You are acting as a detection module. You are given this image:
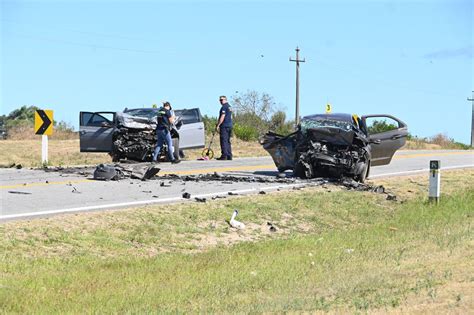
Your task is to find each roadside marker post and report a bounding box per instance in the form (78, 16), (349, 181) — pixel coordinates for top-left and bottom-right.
(34, 110), (53, 164)
(429, 160), (440, 203)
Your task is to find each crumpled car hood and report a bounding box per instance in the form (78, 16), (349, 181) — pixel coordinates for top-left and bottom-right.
(112, 114), (182, 162)
(116, 112), (157, 129)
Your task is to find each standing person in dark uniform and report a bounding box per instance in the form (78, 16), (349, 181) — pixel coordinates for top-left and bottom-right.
(152, 102), (180, 164)
(216, 95), (233, 160)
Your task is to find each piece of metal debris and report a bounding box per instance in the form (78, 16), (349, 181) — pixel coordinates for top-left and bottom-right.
(8, 191), (32, 195)
(259, 191), (266, 194)
(72, 187), (81, 194)
(182, 192), (191, 199)
(228, 191), (238, 196)
(195, 197), (206, 202)
(386, 194), (397, 201)
(211, 195), (226, 200)
(267, 222), (277, 232)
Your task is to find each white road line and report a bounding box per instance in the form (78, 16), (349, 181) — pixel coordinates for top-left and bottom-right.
(0, 183), (305, 220)
(2, 164), (473, 221)
(369, 164), (474, 178)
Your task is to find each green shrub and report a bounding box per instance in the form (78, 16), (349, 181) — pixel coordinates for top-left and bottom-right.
(233, 123), (259, 141)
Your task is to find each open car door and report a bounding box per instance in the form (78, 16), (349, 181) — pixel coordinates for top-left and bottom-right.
(361, 114), (408, 166)
(173, 108), (205, 149)
(79, 112), (116, 152)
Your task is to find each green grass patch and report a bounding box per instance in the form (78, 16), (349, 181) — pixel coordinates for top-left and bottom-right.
(1, 172), (473, 313)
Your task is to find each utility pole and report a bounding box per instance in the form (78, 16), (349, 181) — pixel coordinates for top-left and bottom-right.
(290, 47), (305, 127)
(468, 91), (474, 147)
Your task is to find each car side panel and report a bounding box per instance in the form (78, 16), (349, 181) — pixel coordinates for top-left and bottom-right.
(79, 111), (116, 152)
(178, 122), (205, 149)
(174, 108), (205, 149)
(361, 114), (408, 166)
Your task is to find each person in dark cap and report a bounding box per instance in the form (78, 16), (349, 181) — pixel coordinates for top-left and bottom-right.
(215, 95), (233, 160)
(152, 101), (180, 163)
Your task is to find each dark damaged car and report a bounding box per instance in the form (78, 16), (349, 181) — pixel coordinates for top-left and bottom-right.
(261, 113), (407, 182)
(79, 108), (205, 162)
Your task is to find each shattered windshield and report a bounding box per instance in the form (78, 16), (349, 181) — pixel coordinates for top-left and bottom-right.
(300, 118), (352, 133)
(123, 109), (157, 119)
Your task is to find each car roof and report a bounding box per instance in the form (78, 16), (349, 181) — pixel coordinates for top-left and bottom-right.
(302, 113), (354, 123)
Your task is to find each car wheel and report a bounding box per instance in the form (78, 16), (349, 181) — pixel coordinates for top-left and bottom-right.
(172, 138), (180, 161)
(356, 162), (368, 183)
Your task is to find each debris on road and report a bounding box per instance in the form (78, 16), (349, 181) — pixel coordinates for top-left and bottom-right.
(8, 191), (32, 195)
(182, 192), (191, 199)
(211, 195), (226, 200)
(40, 164), (399, 200)
(228, 191), (238, 196)
(195, 197), (206, 202)
(229, 210), (245, 229)
(92, 163), (160, 181)
(93, 164), (124, 181)
(2, 163), (23, 169)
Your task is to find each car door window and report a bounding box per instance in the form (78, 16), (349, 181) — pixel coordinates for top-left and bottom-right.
(87, 113), (114, 127)
(174, 109), (201, 124)
(365, 117), (400, 135)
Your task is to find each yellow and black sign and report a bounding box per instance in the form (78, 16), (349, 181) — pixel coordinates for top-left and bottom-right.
(35, 110), (53, 135)
(325, 103), (332, 113)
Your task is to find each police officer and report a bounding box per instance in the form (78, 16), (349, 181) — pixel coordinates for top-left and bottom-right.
(152, 102), (180, 163)
(216, 95), (233, 160)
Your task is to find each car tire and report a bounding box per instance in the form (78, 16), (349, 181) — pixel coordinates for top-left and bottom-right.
(172, 138), (180, 161)
(356, 161), (368, 183)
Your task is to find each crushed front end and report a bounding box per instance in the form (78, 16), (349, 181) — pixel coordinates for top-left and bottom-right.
(110, 112), (180, 162)
(261, 115), (371, 181)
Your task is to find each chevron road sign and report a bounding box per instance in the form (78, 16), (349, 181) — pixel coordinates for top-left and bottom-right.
(35, 110), (53, 135)
(34, 109), (53, 163)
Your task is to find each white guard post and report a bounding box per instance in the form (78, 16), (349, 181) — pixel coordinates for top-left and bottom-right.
(42, 135), (48, 164)
(428, 160), (440, 203)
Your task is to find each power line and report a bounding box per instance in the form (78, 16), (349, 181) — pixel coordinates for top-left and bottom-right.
(11, 32), (168, 55)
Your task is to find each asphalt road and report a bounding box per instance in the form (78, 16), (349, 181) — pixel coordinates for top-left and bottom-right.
(1, 150), (473, 221)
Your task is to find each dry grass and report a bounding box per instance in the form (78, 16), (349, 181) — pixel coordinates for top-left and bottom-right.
(0, 139), (110, 167)
(402, 139), (442, 150)
(0, 136), (268, 168)
(6, 125), (78, 140)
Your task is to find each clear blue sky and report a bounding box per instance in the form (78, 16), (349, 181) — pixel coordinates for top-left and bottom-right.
(1, 0), (473, 143)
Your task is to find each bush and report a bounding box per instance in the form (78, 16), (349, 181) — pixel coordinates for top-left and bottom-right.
(202, 115), (217, 135)
(233, 123), (259, 141)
